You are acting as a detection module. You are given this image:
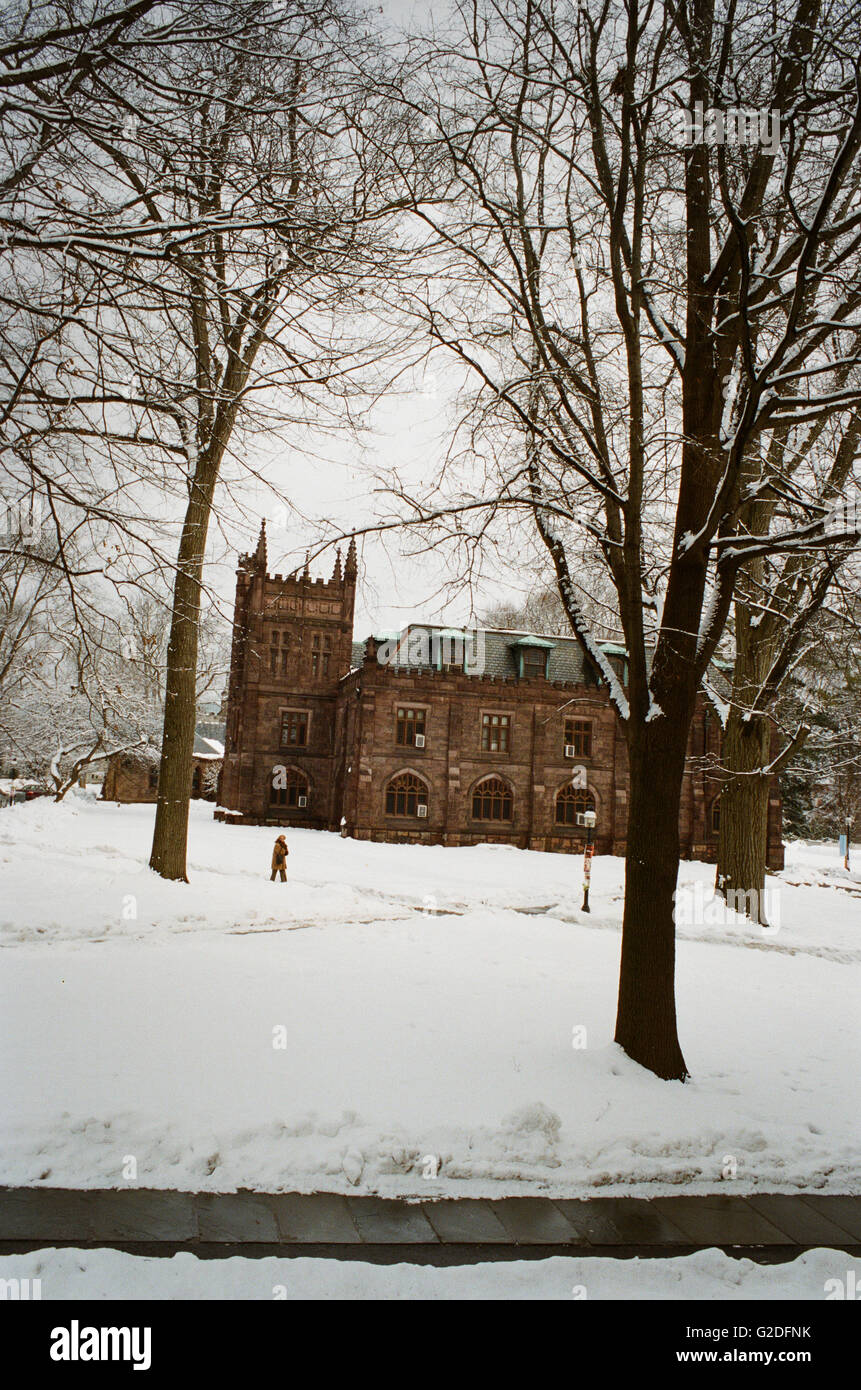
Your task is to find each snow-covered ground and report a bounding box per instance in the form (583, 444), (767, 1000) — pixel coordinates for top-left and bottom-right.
(1, 796), (859, 1196)
(2, 1246), (858, 1300)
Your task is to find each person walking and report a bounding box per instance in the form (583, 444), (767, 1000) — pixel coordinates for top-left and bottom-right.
(270, 834), (288, 882)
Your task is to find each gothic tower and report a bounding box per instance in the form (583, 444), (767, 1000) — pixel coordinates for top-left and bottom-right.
(219, 526), (358, 826)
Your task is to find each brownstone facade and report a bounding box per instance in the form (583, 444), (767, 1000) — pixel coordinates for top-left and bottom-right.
(217, 526), (784, 870)
(102, 754), (161, 803)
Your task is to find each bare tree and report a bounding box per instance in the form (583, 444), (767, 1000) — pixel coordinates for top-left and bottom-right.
(0, 0), (237, 557)
(0, 0), (261, 777)
(3, 1), (408, 880)
(0, 552), (161, 797)
(385, 0), (861, 1077)
(715, 404), (860, 920)
(481, 561), (622, 640)
(779, 596), (861, 843)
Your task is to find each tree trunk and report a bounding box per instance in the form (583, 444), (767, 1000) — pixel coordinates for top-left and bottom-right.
(614, 720), (690, 1081)
(716, 709), (771, 924)
(149, 469), (216, 881)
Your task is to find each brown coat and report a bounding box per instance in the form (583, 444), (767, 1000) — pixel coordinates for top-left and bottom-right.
(271, 837), (288, 871)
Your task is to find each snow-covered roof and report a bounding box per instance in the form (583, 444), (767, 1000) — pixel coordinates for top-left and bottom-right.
(193, 734), (224, 759)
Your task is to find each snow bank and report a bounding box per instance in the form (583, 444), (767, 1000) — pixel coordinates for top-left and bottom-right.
(2, 1246), (859, 1300)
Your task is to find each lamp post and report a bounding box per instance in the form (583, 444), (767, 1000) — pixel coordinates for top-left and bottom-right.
(580, 808), (597, 912)
(846, 815), (854, 871)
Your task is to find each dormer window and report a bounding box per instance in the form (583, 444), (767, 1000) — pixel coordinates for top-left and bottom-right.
(511, 637), (554, 679)
(522, 647), (547, 678)
(600, 644), (629, 686)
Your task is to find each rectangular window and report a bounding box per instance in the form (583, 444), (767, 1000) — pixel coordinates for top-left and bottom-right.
(564, 718), (592, 757)
(269, 630), (289, 676)
(280, 711), (308, 747)
(481, 713), (510, 752)
(311, 651), (319, 677)
(396, 707), (426, 746)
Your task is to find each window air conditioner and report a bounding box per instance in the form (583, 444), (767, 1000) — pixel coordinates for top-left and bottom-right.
(416, 803), (428, 818)
(564, 744), (577, 758)
(415, 734), (426, 748)
(297, 795), (308, 808)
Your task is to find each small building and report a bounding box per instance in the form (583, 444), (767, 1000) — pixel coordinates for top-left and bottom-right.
(101, 728), (224, 804)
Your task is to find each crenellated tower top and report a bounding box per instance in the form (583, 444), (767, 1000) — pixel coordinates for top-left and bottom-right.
(230, 524), (357, 701)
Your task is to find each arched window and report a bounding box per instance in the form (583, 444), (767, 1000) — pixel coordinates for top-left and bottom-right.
(385, 772), (428, 817)
(270, 767), (309, 809)
(555, 784), (596, 827)
(472, 776), (513, 822)
(710, 798), (721, 834)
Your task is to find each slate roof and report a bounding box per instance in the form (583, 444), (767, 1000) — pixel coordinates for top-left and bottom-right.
(477, 627), (594, 683)
(349, 622), (728, 704)
(352, 623), (599, 685)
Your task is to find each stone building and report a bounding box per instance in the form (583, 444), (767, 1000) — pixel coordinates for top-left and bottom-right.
(102, 729), (224, 804)
(216, 524), (784, 868)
